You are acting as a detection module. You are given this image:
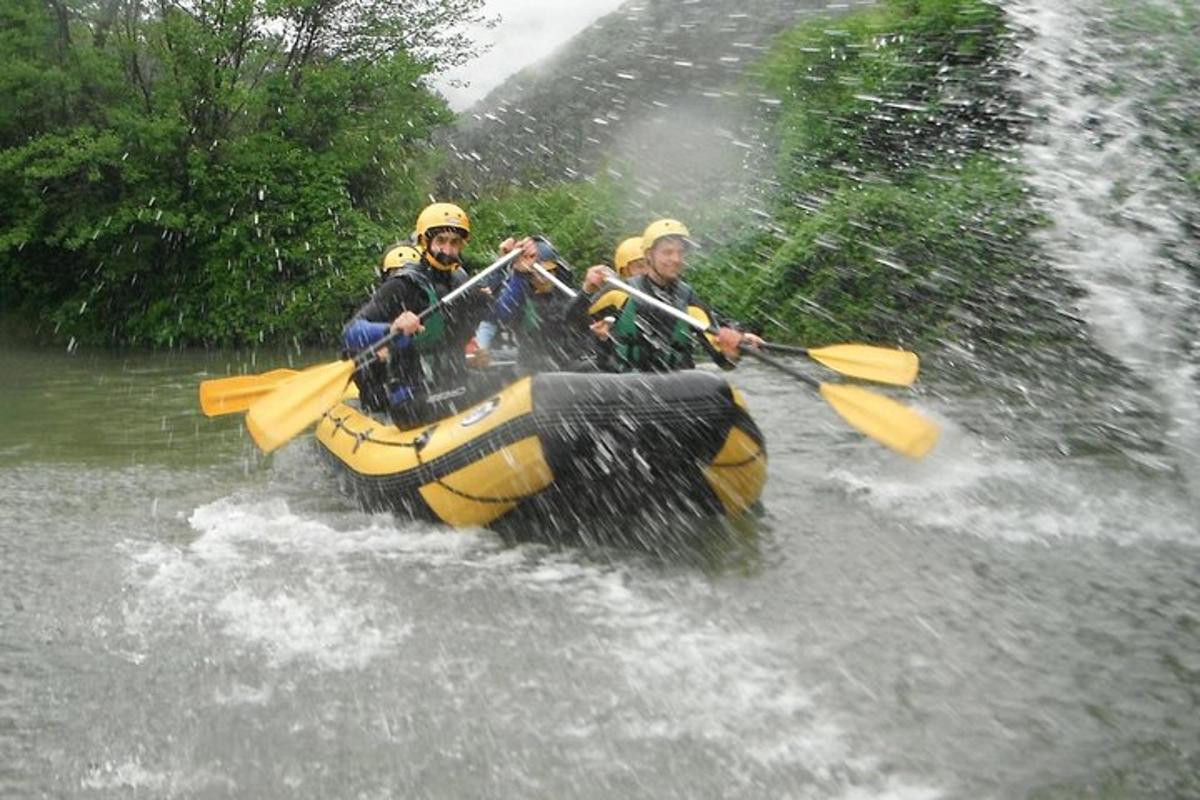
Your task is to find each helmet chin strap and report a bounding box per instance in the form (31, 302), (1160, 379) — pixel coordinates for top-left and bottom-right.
(424, 248), (460, 272)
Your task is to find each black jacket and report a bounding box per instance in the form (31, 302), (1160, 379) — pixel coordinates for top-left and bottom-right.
(344, 261), (490, 411)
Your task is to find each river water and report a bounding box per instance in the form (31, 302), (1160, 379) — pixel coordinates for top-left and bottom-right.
(1, 334), (1196, 799)
(4, 1), (1200, 798)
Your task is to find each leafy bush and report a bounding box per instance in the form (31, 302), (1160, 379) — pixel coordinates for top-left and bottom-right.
(468, 177), (638, 269)
(0, 0), (480, 346)
(685, 0), (1054, 347)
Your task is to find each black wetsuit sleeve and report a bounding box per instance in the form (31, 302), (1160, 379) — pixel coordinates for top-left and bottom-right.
(462, 252), (510, 290)
(440, 270), (495, 347)
(354, 275), (427, 323)
(341, 278), (427, 412)
(562, 290), (592, 329)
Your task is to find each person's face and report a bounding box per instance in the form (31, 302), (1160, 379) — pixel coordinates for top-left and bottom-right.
(429, 230), (466, 260)
(646, 238), (686, 284)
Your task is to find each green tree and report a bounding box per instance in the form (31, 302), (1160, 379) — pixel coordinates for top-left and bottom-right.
(685, 0), (1058, 348)
(0, 0), (490, 346)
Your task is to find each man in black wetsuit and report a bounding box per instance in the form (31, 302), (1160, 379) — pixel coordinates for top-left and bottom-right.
(343, 203), (534, 428)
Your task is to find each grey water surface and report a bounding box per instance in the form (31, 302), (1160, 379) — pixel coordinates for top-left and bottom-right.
(0, 339), (1196, 799)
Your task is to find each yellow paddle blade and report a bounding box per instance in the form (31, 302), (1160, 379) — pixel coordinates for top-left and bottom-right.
(244, 359), (356, 454)
(807, 344), (919, 387)
(199, 368), (299, 417)
(819, 383), (940, 459)
(687, 305), (719, 349)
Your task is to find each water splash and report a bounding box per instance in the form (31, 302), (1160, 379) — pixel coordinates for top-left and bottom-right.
(1009, 0), (1200, 501)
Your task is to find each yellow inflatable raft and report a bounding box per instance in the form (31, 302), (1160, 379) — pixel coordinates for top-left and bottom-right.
(315, 370), (766, 528)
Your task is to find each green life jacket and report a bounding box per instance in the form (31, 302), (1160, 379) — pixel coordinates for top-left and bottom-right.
(522, 295), (542, 333)
(403, 273), (465, 388)
(613, 295), (693, 371)
(409, 280), (446, 350)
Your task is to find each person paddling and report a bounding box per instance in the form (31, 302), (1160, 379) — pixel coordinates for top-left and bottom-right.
(342, 203), (536, 427)
(490, 237), (613, 373)
(588, 219), (763, 372)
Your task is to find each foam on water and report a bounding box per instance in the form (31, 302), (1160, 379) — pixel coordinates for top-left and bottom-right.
(79, 759), (234, 795)
(212, 682), (273, 707)
(827, 427), (1198, 546)
(215, 585), (406, 670)
(80, 760), (168, 792)
(508, 553), (943, 797)
(119, 496), (498, 672)
(119, 492), (943, 797)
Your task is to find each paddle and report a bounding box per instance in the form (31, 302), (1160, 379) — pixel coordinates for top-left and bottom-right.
(244, 249), (522, 454)
(199, 368), (300, 417)
(592, 272), (916, 386)
(758, 341), (918, 387)
(529, 261), (577, 298)
(737, 347), (939, 459)
(601, 275), (940, 459)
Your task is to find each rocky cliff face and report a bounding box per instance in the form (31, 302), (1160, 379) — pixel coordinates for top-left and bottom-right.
(439, 0), (837, 197)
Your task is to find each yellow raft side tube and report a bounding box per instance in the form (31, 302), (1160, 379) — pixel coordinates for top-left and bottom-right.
(316, 371), (766, 528)
(317, 377), (555, 527)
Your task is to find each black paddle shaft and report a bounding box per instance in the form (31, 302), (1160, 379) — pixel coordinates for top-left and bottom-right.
(738, 346), (820, 389)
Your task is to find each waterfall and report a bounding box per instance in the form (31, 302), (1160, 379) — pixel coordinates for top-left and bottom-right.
(1008, 0), (1200, 500)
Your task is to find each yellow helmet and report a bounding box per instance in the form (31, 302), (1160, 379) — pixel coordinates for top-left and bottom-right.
(642, 218), (692, 253)
(381, 244), (421, 273)
(415, 202), (470, 245)
(614, 236), (644, 277)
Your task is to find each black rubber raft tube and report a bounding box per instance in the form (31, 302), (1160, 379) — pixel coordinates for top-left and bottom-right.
(315, 370), (767, 530)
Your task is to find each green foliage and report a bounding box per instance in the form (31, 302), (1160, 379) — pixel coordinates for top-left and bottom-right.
(0, 0), (477, 346)
(443, 0), (1053, 350)
(468, 177), (639, 269)
(689, 156), (1044, 344)
(757, 0), (1013, 194)
(682, 0), (1054, 347)
(0, 0), (1071, 350)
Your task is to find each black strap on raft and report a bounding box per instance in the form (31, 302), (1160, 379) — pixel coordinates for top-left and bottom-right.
(412, 441), (535, 505)
(325, 410), (421, 454)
